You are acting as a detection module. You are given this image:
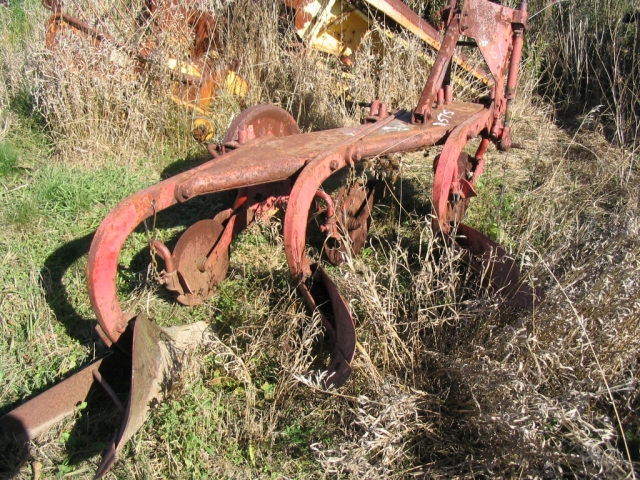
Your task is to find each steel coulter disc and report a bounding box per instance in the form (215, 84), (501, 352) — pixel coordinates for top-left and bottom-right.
(173, 219), (228, 305)
(325, 180), (374, 265)
(223, 104), (301, 143)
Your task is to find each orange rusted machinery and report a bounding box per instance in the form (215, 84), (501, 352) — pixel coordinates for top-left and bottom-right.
(285, 0), (491, 85)
(3, 1), (540, 476)
(43, 0), (249, 142)
(41, 0), (489, 143)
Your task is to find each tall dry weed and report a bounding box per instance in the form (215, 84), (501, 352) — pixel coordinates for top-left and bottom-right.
(9, 0), (479, 160)
(305, 96), (638, 477)
(31, 0), (204, 161)
(529, 0), (640, 152)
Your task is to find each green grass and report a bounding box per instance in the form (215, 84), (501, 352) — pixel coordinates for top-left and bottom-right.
(2, 0), (41, 47)
(466, 173), (521, 245)
(0, 90), (51, 178)
(0, 160), (153, 400)
(0, 141), (20, 176)
(5, 165), (150, 228)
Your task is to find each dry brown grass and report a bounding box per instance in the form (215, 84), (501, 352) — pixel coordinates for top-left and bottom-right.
(528, 0), (640, 150)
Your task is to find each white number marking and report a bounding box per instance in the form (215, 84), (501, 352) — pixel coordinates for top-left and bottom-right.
(433, 109), (455, 127)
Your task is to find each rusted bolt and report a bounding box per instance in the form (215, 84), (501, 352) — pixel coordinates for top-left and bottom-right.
(176, 185), (192, 202)
(330, 160), (339, 171)
(467, 132), (477, 140)
(345, 145), (361, 164)
(369, 100), (381, 117)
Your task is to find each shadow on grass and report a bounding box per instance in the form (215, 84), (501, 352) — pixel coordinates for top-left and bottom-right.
(34, 149), (235, 343)
(0, 231), (133, 477)
(160, 149), (214, 179)
(40, 233), (97, 344)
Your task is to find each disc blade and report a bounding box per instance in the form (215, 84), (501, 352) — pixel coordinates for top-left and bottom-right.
(173, 218), (228, 305)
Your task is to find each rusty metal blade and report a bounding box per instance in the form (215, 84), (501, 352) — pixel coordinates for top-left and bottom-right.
(1, 351), (129, 443)
(297, 264), (356, 388)
(173, 218), (229, 306)
(325, 180), (384, 266)
(95, 314), (165, 478)
(454, 223), (541, 309)
(95, 315), (210, 478)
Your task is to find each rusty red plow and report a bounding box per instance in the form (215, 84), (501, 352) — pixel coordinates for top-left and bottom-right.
(2, 1), (541, 476)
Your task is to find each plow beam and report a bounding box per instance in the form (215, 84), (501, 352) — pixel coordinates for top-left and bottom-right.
(0, 352), (129, 443)
(89, 102), (484, 344)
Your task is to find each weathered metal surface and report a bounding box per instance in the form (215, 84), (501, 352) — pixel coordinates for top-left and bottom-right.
(285, 0), (371, 62)
(1, 351), (130, 443)
(283, 114), (399, 278)
(178, 103), (483, 202)
(87, 101), (483, 346)
(324, 179), (383, 266)
(364, 0), (489, 84)
(172, 219), (228, 305)
(432, 108), (492, 234)
(158, 105), (301, 306)
(95, 315), (163, 478)
(223, 104), (301, 145)
(1, 359), (103, 442)
(454, 223), (540, 309)
(86, 102), (485, 415)
(296, 265), (356, 388)
(95, 315), (211, 478)
(461, 0), (528, 85)
(433, 152), (475, 225)
(278, 117), (407, 385)
(413, 14), (461, 123)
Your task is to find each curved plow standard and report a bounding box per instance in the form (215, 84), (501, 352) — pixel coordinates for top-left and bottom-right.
(3, 2), (542, 476)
